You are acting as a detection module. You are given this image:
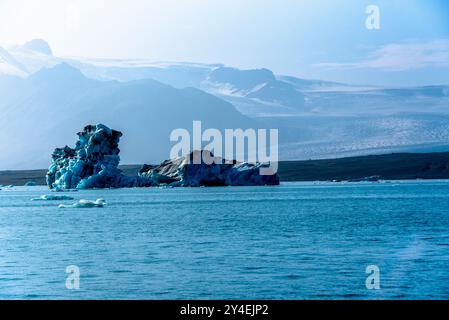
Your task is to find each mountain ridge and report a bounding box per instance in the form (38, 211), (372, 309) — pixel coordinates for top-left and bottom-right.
(1, 40), (449, 170)
(0, 62), (256, 169)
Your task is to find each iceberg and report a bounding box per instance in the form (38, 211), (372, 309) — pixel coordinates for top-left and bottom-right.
(138, 150), (280, 187)
(47, 124), (280, 189)
(31, 195), (74, 201)
(46, 124), (152, 189)
(58, 198), (106, 208)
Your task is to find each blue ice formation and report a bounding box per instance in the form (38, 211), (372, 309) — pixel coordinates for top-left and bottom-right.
(138, 150), (280, 187)
(58, 198), (106, 208)
(46, 124), (152, 190)
(31, 195), (74, 201)
(47, 124), (279, 189)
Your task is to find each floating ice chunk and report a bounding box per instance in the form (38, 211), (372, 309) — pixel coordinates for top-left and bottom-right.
(58, 198), (106, 208)
(32, 195), (75, 201)
(139, 150), (280, 187)
(25, 181), (37, 186)
(47, 125), (279, 189)
(47, 124), (152, 190)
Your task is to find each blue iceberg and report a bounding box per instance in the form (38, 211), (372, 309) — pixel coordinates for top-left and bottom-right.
(46, 124), (152, 190)
(47, 124), (279, 189)
(138, 150), (280, 187)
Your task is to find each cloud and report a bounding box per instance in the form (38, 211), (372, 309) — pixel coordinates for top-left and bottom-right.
(315, 39), (449, 71)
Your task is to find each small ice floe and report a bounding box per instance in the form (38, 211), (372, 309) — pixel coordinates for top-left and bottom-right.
(24, 181), (37, 186)
(159, 185), (174, 189)
(51, 187), (78, 192)
(348, 175), (381, 183)
(58, 198), (106, 209)
(31, 195), (75, 201)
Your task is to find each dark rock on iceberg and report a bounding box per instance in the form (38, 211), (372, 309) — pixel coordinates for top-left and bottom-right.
(46, 124), (152, 189)
(139, 150), (280, 187)
(47, 125), (279, 189)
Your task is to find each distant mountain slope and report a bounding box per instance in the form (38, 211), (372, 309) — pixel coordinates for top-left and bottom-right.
(207, 67), (276, 92)
(22, 39), (53, 56)
(69, 56), (449, 117)
(2, 39), (448, 116)
(0, 63), (255, 169)
(1, 39), (449, 169)
(203, 67), (306, 111)
(0, 46), (28, 77)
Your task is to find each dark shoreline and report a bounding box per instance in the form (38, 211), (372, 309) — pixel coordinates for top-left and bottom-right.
(2, 152), (449, 186)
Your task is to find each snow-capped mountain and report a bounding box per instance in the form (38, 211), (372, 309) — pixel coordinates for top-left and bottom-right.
(0, 46), (28, 77)
(2, 39), (448, 116)
(1, 39), (449, 169)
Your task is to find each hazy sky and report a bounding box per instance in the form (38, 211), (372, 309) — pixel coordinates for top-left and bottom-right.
(1, 0), (448, 85)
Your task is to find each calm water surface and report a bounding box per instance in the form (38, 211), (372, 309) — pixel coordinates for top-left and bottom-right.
(1, 181), (449, 299)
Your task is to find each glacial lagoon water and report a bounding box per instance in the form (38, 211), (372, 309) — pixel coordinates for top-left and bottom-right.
(1, 181), (449, 299)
